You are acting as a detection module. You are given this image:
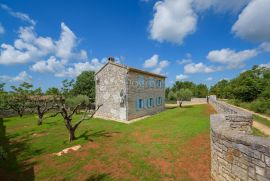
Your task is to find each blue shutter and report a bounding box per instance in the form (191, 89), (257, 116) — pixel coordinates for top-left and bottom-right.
(153, 97), (156, 107)
(147, 98), (150, 108)
(157, 97), (159, 105)
(136, 98), (139, 111)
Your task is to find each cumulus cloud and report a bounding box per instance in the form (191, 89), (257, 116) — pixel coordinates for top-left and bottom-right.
(260, 42), (270, 52)
(184, 62), (220, 74)
(148, 0), (250, 44)
(143, 54), (170, 74)
(176, 74), (188, 81)
(0, 22), (87, 66)
(0, 71), (32, 82)
(0, 23), (4, 35)
(177, 53), (193, 65)
(1, 4), (36, 25)
(143, 54), (159, 68)
(206, 77), (213, 81)
(259, 62), (270, 68)
(207, 48), (258, 69)
(149, 0), (197, 44)
(56, 58), (104, 77)
(193, 0), (250, 13)
(31, 56), (64, 73)
(232, 0), (270, 42)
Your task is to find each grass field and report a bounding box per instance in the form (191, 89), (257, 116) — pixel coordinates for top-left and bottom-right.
(0, 105), (215, 181)
(253, 115), (270, 127)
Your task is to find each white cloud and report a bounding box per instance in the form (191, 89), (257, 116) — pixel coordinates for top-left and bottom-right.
(194, 0), (250, 13)
(143, 54), (170, 74)
(0, 23), (4, 35)
(232, 0), (270, 42)
(0, 71), (32, 82)
(1, 4), (36, 25)
(56, 58), (104, 77)
(259, 62), (270, 68)
(56, 23), (76, 60)
(206, 77), (213, 81)
(260, 42), (270, 52)
(149, 0), (197, 44)
(207, 48), (258, 69)
(0, 22), (86, 66)
(143, 54), (158, 68)
(177, 58), (192, 65)
(177, 53), (192, 64)
(184, 62), (220, 74)
(176, 74), (188, 81)
(148, 0), (251, 44)
(31, 56), (64, 73)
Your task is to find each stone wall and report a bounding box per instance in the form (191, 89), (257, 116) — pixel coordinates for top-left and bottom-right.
(209, 98), (270, 181)
(127, 70), (165, 120)
(95, 63), (128, 121)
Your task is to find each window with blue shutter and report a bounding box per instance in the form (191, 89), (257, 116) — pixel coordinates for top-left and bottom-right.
(136, 98), (143, 111)
(136, 98), (139, 111)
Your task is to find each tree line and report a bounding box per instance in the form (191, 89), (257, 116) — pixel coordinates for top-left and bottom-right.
(0, 71), (99, 141)
(165, 81), (209, 106)
(209, 66), (270, 115)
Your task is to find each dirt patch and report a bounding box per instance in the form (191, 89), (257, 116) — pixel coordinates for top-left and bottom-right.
(175, 133), (211, 181)
(206, 104), (216, 115)
(146, 132), (211, 181)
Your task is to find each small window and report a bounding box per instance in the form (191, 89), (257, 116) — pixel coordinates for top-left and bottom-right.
(136, 98), (144, 111)
(137, 75), (144, 88)
(148, 98), (153, 108)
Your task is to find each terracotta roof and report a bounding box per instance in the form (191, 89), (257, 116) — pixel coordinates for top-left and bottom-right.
(95, 61), (166, 78)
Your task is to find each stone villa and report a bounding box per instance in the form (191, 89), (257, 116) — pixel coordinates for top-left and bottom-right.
(95, 57), (166, 122)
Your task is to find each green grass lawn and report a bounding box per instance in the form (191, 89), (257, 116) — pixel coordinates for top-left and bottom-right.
(253, 115), (270, 127)
(0, 105), (213, 181)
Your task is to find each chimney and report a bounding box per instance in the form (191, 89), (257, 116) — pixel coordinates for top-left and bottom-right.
(108, 57), (115, 63)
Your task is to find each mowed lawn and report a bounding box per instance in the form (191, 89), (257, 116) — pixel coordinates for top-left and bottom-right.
(0, 105), (215, 181)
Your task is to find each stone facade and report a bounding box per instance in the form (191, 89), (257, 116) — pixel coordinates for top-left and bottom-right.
(209, 98), (270, 181)
(95, 60), (165, 122)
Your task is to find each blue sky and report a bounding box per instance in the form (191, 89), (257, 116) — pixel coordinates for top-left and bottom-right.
(0, 0), (270, 91)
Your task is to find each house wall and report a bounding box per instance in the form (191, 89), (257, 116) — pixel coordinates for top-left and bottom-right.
(95, 63), (128, 120)
(127, 71), (165, 120)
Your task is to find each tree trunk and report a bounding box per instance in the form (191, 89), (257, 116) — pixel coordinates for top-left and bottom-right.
(68, 128), (76, 142)
(37, 116), (43, 125)
(18, 111), (23, 117)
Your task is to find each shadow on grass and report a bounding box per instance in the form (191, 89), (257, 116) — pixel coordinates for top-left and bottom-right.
(77, 130), (120, 141)
(0, 118), (36, 181)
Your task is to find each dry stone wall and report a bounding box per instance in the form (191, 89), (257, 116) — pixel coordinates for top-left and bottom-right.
(209, 98), (270, 181)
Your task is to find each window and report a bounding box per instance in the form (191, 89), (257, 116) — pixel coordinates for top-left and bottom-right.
(136, 98), (143, 111)
(137, 75), (144, 88)
(158, 97), (162, 105)
(148, 78), (155, 88)
(148, 98), (154, 108)
(156, 80), (162, 88)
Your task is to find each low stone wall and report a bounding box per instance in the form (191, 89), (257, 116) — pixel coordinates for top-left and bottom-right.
(209, 98), (270, 181)
(191, 98), (207, 103)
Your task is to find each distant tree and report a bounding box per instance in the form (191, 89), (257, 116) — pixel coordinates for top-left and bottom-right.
(72, 71), (95, 102)
(210, 79), (232, 99)
(194, 84), (208, 98)
(61, 79), (74, 98)
(176, 89), (193, 107)
(0, 83), (6, 111)
(5, 82), (34, 117)
(65, 95), (89, 112)
(45, 87), (60, 95)
(165, 87), (170, 100)
(167, 90), (176, 101)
